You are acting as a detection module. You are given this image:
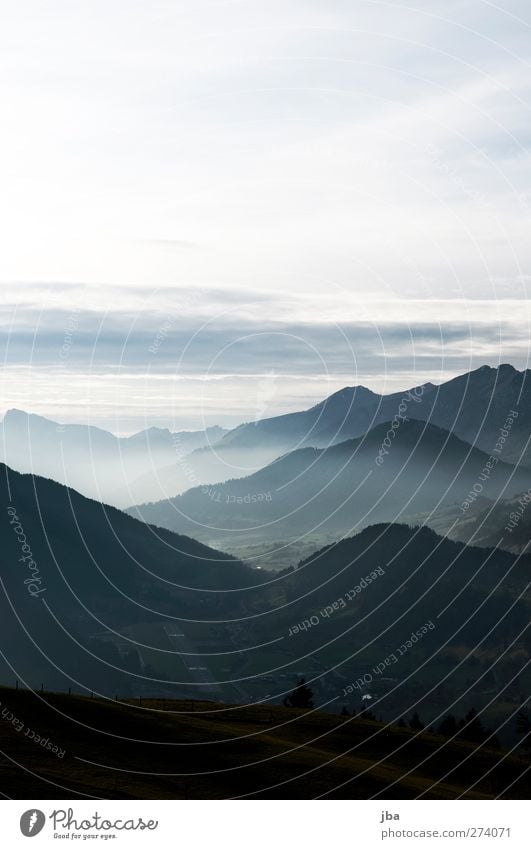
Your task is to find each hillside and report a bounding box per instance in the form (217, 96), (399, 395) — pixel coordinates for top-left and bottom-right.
(0, 409), (226, 506)
(0, 464), (260, 697)
(233, 524), (531, 733)
(0, 687), (527, 799)
(2, 464), (528, 775)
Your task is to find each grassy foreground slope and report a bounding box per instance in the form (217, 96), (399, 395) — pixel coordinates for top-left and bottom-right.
(0, 687), (528, 800)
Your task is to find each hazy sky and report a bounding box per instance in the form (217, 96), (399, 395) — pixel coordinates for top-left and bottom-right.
(1, 1), (530, 431)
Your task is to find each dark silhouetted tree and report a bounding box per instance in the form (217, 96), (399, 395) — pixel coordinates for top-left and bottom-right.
(409, 712), (424, 730)
(438, 714), (458, 737)
(516, 710), (531, 750)
(283, 678), (314, 709)
(458, 708), (487, 743)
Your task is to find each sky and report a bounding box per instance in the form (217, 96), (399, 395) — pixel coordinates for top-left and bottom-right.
(0, 0), (530, 431)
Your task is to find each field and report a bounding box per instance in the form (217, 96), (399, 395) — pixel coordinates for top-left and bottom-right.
(0, 686), (528, 800)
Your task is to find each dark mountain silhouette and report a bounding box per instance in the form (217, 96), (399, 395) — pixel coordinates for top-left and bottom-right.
(128, 419), (531, 547)
(408, 364), (530, 467)
(0, 464), (258, 696)
(1, 463), (528, 766)
(0, 409), (226, 507)
(240, 524), (530, 735)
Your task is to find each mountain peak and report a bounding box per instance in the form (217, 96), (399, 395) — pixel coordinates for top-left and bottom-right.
(3, 408), (54, 426)
(317, 384), (376, 406)
(4, 407), (29, 419)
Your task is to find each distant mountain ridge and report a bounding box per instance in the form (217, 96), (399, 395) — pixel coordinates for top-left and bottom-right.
(125, 364), (531, 505)
(128, 418), (531, 547)
(3, 364), (529, 508)
(0, 409), (227, 506)
(215, 363), (530, 461)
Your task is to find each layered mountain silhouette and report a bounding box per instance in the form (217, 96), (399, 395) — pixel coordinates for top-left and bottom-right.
(128, 419), (531, 547)
(0, 409), (226, 506)
(4, 366), (529, 510)
(246, 523), (530, 728)
(215, 363), (530, 463)
(1, 462), (529, 736)
(123, 364), (531, 505)
(411, 490), (531, 555)
(0, 464), (258, 696)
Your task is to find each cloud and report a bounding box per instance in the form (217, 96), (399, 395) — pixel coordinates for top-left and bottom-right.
(1, 294), (528, 375)
(0, 1), (530, 296)
(0, 2), (530, 427)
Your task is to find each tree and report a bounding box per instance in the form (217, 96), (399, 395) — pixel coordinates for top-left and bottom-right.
(409, 712), (424, 731)
(516, 710), (531, 750)
(458, 708), (488, 743)
(438, 714), (458, 737)
(283, 678), (314, 709)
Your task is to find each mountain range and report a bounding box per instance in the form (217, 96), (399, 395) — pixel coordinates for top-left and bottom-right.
(216, 363), (530, 460)
(0, 408), (226, 506)
(128, 418), (531, 548)
(3, 365), (529, 511)
(123, 363), (531, 505)
(0, 463), (258, 697)
(1, 461), (529, 741)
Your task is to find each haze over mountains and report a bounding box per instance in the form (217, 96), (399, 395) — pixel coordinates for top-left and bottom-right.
(0, 408), (226, 506)
(1, 358), (530, 782)
(413, 491), (531, 556)
(117, 364), (531, 506)
(128, 419), (531, 548)
(190, 362), (531, 474)
(3, 365), (530, 513)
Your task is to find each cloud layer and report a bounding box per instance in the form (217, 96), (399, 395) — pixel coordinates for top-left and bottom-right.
(0, 286), (529, 431)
